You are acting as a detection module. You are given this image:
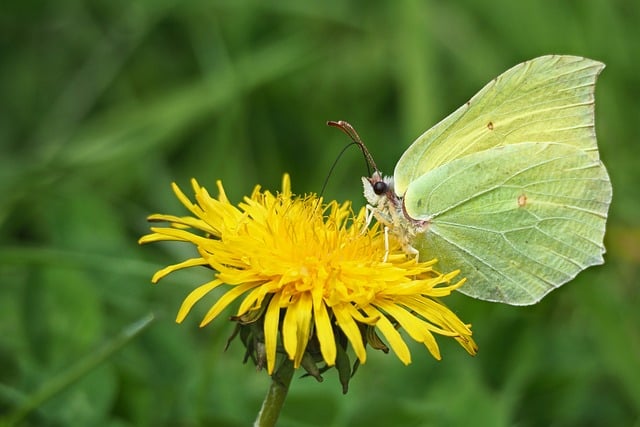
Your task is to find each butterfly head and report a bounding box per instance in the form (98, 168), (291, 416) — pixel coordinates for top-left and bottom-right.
(362, 171), (396, 207)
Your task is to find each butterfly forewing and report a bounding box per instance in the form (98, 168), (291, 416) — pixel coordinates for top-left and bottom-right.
(394, 55), (605, 196)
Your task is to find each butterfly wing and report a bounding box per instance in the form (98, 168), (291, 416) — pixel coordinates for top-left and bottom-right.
(394, 55), (605, 196)
(404, 142), (611, 305)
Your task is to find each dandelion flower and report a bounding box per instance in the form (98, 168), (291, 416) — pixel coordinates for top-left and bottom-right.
(139, 174), (476, 389)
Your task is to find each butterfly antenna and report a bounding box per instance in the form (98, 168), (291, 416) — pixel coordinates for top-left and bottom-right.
(317, 141), (359, 200)
(316, 121), (377, 208)
(327, 120), (379, 176)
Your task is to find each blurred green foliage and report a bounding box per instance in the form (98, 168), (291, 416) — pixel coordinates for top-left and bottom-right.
(1, 0), (639, 426)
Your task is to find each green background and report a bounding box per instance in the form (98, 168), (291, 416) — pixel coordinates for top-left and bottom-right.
(1, 1), (639, 426)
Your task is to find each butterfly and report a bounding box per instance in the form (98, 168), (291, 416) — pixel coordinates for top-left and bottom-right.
(329, 55), (612, 305)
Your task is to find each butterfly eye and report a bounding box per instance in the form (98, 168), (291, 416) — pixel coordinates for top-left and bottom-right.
(373, 181), (387, 195)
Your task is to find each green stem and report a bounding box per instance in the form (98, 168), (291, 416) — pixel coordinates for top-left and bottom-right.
(254, 358), (295, 427)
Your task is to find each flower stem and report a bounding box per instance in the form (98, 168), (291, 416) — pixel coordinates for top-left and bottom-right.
(254, 359), (295, 427)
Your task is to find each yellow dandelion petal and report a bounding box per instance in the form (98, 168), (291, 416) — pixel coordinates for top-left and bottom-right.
(211, 179), (230, 204)
(402, 295), (472, 336)
(151, 257), (209, 283)
(332, 304), (367, 363)
(264, 292), (283, 374)
(456, 334), (479, 356)
(145, 226), (213, 246)
(145, 213), (215, 234)
(312, 289), (336, 366)
(282, 292), (313, 367)
(177, 279), (224, 323)
(344, 303), (379, 325)
(236, 283), (272, 316)
(196, 187), (238, 224)
(375, 300), (435, 345)
(362, 305), (412, 365)
(200, 282), (259, 326)
(280, 173), (291, 196)
(171, 181), (204, 218)
(281, 297), (297, 359)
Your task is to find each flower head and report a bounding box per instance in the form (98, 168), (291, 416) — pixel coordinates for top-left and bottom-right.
(139, 174), (476, 389)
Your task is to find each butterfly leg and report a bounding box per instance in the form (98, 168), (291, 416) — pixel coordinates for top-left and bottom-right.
(383, 226), (390, 262)
(406, 243), (419, 262)
(363, 204), (375, 234)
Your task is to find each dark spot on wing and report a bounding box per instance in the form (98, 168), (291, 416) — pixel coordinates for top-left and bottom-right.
(487, 121), (494, 131)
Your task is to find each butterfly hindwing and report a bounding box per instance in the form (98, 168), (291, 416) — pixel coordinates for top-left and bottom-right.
(404, 142), (611, 305)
